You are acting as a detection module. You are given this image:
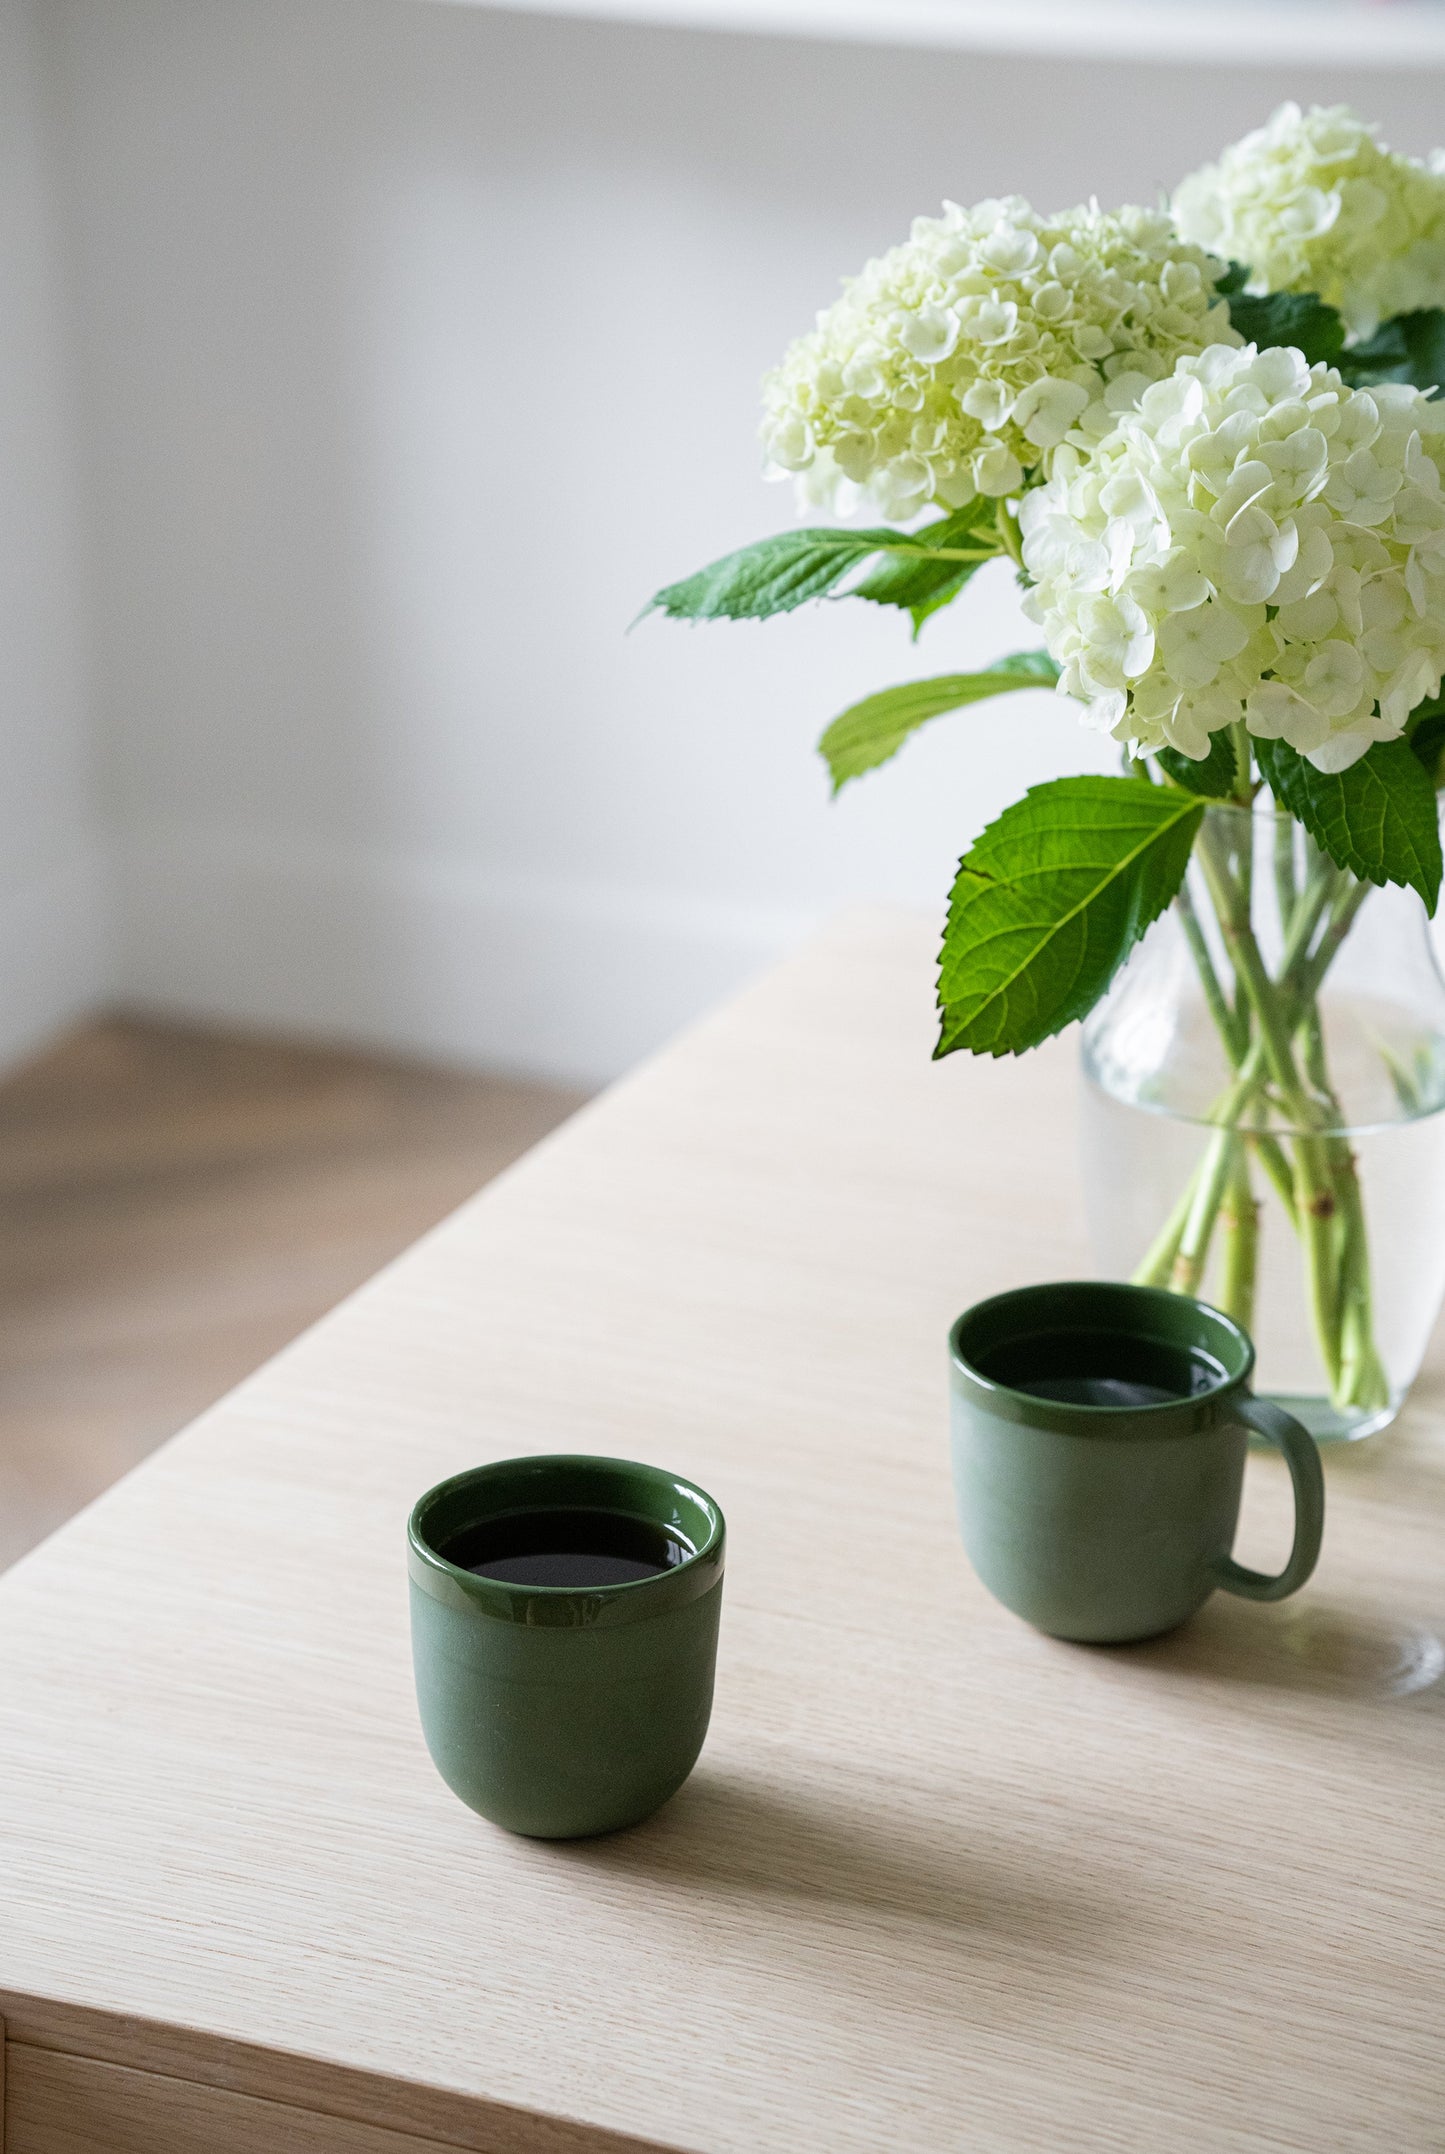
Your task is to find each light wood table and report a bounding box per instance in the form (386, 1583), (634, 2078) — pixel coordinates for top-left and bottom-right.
(1, 910), (1442, 2154)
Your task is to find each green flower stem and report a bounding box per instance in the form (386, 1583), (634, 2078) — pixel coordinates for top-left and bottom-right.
(1130, 980), (1291, 1299)
(1146, 837), (1332, 1241)
(1174, 880), (1246, 1062)
(1170, 1126), (1237, 1295)
(1300, 1000), (1330, 1098)
(1139, 807), (1385, 1416)
(1250, 1122), (1301, 1232)
(1273, 815), (1298, 939)
(1194, 825), (1315, 1119)
(1334, 1148), (1391, 1410)
(1280, 873), (1350, 1014)
(1309, 1008), (1352, 1361)
(1131, 1040), (1267, 1278)
(1130, 1062), (1295, 1289)
(1228, 719), (1253, 805)
(1160, 1116), (1263, 1320)
(879, 543), (1000, 564)
(1132, 1172), (1200, 1288)
(1172, 849), (1311, 1231)
(1300, 1001), (1391, 1413)
(994, 500), (1024, 569)
(1297, 1053), (1382, 1405)
(1217, 1142), (1259, 1334)
(1293, 876), (1370, 1013)
(1295, 1142), (1348, 1394)
(1193, 820), (1351, 1401)
(1235, 804), (1255, 923)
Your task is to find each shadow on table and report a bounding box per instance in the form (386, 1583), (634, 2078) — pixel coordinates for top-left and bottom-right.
(1097, 1596), (1445, 1701)
(555, 1769), (1123, 1954)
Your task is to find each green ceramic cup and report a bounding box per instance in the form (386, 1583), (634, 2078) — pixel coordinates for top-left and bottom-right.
(408, 1455), (725, 1839)
(949, 1282), (1325, 1644)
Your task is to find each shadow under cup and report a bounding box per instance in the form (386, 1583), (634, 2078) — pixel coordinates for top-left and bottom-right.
(408, 1455), (725, 1839)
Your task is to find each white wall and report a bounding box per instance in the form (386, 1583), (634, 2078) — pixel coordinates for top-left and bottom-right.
(0, 0), (105, 1067)
(40, 0), (1445, 1082)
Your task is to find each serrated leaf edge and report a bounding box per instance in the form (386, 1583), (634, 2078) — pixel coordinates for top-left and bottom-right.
(934, 787), (1202, 1057)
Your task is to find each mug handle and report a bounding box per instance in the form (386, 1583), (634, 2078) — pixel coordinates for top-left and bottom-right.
(1211, 1395), (1325, 1603)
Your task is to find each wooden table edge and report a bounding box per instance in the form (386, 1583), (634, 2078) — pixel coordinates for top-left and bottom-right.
(0, 1989), (689, 2154)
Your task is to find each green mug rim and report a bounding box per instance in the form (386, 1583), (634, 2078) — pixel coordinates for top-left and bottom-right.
(949, 1281), (1255, 1436)
(407, 1454), (726, 1628)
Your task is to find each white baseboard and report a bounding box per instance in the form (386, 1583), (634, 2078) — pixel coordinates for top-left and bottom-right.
(0, 846), (111, 1072)
(111, 827), (822, 1087)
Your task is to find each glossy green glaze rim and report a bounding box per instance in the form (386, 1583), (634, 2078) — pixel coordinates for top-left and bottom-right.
(407, 1454), (726, 1628)
(950, 1280), (1254, 1438)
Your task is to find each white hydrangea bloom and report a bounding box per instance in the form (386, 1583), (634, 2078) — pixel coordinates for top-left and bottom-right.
(1174, 103), (1445, 342)
(1020, 343), (1445, 775)
(760, 198), (1236, 520)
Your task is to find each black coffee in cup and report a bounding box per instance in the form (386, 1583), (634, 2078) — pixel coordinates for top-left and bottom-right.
(441, 1507), (694, 1589)
(975, 1328), (1227, 1410)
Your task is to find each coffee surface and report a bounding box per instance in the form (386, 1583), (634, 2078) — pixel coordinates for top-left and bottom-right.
(444, 1507), (693, 1589)
(977, 1328), (1225, 1409)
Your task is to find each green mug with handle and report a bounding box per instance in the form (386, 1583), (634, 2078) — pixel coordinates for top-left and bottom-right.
(949, 1281), (1325, 1643)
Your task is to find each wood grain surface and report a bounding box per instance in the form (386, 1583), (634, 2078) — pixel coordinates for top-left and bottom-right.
(0, 1018), (582, 1569)
(0, 910), (1442, 2153)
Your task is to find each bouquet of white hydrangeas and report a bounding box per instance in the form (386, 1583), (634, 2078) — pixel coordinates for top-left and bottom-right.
(646, 105), (1445, 1425)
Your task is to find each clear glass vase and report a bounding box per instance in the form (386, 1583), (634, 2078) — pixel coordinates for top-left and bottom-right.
(1081, 803), (1445, 1442)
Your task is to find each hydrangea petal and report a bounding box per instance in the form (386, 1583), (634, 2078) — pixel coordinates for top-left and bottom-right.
(1020, 342), (1445, 769)
(760, 196), (1237, 519)
(1174, 103), (1445, 342)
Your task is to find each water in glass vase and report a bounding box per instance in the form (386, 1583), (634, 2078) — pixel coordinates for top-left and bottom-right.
(1081, 807), (1445, 1443)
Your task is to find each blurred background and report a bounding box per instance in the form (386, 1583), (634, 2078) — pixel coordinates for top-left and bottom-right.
(4, 0), (1445, 1565)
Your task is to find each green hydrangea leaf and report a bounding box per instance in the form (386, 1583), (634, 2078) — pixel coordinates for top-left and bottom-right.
(644, 509), (1004, 626)
(905, 577), (974, 640)
(1157, 732), (1239, 799)
(1339, 309), (1445, 396)
(1407, 696), (1445, 785)
(1338, 319), (1410, 386)
(1393, 310), (1445, 393)
(1223, 285), (1345, 368)
(1255, 735), (1442, 913)
(851, 501), (1002, 633)
(819, 653), (1059, 794)
(643, 526), (917, 622)
(935, 777), (1204, 1059)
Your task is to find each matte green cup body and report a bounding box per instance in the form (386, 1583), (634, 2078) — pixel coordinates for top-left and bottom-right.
(950, 1283), (1324, 1644)
(408, 1456), (724, 1838)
